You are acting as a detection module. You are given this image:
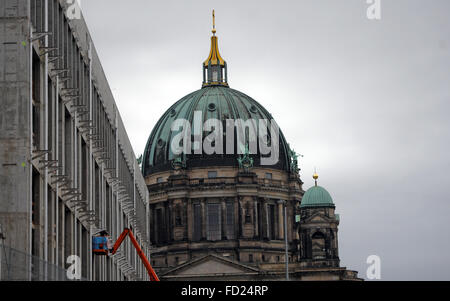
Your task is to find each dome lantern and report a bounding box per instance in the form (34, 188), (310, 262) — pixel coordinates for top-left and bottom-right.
(202, 10), (229, 88)
(300, 172), (335, 208)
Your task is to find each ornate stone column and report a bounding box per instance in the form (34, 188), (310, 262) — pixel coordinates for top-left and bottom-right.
(220, 197), (226, 239)
(187, 198), (192, 241)
(262, 198), (269, 239)
(201, 198), (207, 240)
(166, 201), (172, 242)
(238, 197), (244, 238)
(253, 197), (258, 239)
(234, 197), (239, 239)
(149, 205), (154, 244)
(277, 200), (284, 240)
(333, 228), (339, 258)
(168, 200), (174, 242)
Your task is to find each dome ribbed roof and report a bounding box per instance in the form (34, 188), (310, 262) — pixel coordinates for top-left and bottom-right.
(300, 186), (334, 208)
(142, 86), (293, 176)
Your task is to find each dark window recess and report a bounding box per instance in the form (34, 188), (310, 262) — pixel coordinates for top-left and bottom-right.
(193, 204), (202, 241)
(258, 202), (263, 238)
(207, 203), (221, 241)
(249, 254), (254, 263)
(268, 204), (276, 240)
(175, 204), (182, 226)
(156, 208), (167, 243)
(265, 173), (273, 179)
(31, 168), (40, 258)
(32, 53), (41, 150)
(245, 203), (252, 224)
(226, 202), (235, 239)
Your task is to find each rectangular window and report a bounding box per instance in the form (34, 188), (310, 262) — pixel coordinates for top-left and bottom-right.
(64, 207), (72, 262)
(207, 203), (221, 241)
(82, 227), (88, 279)
(58, 198), (64, 266)
(265, 173), (273, 179)
(193, 204), (202, 241)
(64, 109), (72, 178)
(32, 52), (41, 150)
(208, 171), (218, 178)
(157, 177), (164, 183)
(268, 204), (276, 240)
(31, 168), (40, 258)
(106, 185), (111, 232)
(156, 208), (166, 243)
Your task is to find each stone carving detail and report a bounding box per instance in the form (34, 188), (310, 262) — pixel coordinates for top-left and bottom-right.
(288, 145), (302, 174)
(172, 155), (187, 170)
(237, 143), (253, 172)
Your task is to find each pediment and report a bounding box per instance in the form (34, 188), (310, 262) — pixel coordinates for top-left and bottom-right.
(162, 254), (260, 277)
(310, 215), (326, 222)
(304, 211), (334, 223)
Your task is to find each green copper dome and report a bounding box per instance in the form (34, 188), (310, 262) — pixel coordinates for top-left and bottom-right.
(142, 86), (293, 176)
(300, 186), (335, 208)
(142, 22), (297, 177)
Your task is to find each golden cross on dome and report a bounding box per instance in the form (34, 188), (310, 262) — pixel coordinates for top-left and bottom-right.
(212, 9), (216, 35)
(313, 167), (319, 186)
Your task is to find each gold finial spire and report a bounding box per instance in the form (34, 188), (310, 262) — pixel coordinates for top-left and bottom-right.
(212, 9), (216, 35)
(313, 168), (319, 186)
(202, 10), (228, 87)
(203, 10), (225, 67)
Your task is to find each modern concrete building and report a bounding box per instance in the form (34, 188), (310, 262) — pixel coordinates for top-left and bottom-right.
(142, 14), (361, 281)
(0, 0), (150, 280)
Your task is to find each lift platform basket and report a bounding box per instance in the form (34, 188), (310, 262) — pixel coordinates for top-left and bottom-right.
(92, 236), (109, 255)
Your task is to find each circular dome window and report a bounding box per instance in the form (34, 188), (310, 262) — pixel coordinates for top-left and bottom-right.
(208, 103), (216, 112)
(170, 109), (176, 117)
(157, 139), (165, 148)
(250, 105), (258, 114)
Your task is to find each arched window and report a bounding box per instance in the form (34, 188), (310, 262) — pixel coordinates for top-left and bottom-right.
(311, 231), (326, 260)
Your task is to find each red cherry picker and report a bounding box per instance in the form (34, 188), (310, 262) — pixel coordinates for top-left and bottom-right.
(93, 228), (159, 281)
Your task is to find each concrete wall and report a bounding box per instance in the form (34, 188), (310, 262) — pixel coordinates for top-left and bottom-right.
(0, 0), (31, 254)
(0, 0), (151, 281)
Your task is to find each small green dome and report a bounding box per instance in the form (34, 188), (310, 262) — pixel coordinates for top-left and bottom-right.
(300, 186), (334, 208)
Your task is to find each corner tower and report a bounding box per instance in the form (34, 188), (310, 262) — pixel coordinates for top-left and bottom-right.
(298, 173), (340, 268)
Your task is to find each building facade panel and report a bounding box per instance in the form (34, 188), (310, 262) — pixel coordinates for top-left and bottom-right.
(0, 0), (151, 281)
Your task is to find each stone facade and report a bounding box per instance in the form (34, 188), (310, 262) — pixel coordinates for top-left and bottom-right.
(141, 10), (361, 281)
(146, 166), (361, 280)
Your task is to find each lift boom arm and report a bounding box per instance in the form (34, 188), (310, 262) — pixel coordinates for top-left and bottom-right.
(111, 228), (159, 281)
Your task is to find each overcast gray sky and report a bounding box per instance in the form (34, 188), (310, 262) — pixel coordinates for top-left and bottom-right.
(80, 0), (450, 280)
